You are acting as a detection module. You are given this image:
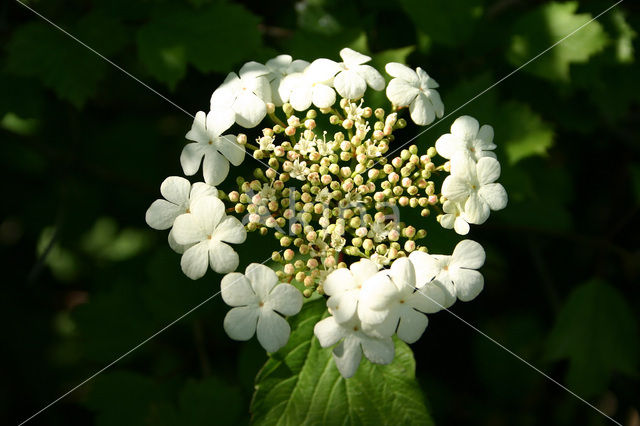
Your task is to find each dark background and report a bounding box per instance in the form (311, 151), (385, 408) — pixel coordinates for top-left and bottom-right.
(2, 0), (639, 425)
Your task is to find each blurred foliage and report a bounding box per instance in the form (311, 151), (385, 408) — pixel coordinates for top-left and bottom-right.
(1, 0), (639, 425)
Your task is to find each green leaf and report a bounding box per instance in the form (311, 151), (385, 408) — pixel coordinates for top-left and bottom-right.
(507, 2), (609, 81)
(371, 46), (415, 72)
(6, 22), (107, 107)
(546, 279), (639, 397)
(399, 0), (484, 47)
(251, 300), (433, 425)
(498, 101), (554, 165)
(137, 3), (262, 88)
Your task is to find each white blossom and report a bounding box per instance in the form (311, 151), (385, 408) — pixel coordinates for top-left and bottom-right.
(257, 135), (275, 151)
(441, 153), (508, 224)
(315, 187), (333, 205)
(323, 259), (379, 323)
(333, 48), (385, 99)
(172, 196), (246, 279)
(370, 253), (390, 269)
(358, 257), (445, 343)
(385, 62), (444, 126)
(409, 239), (486, 307)
(181, 111), (245, 186)
(294, 137), (316, 156)
(222, 263), (302, 352)
(210, 62), (272, 128)
(368, 221), (395, 243)
(290, 159), (310, 181)
(285, 59), (340, 111)
(435, 115), (496, 161)
(265, 55), (309, 106)
(439, 200), (470, 235)
(314, 315), (394, 378)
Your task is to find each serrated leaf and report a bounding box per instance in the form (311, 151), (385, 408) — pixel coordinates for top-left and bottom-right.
(546, 279), (639, 397)
(136, 3), (262, 88)
(251, 299), (433, 425)
(498, 101), (554, 164)
(507, 2), (609, 81)
(6, 22), (107, 107)
(399, 0), (484, 47)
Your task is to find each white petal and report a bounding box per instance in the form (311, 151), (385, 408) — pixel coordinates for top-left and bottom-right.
(189, 182), (218, 201)
(357, 65), (385, 91)
(215, 135), (245, 166)
(464, 193), (490, 225)
(190, 196), (226, 234)
(323, 267), (356, 296)
(416, 67), (439, 89)
(439, 213), (456, 230)
(386, 78), (419, 106)
(410, 284), (445, 314)
(479, 183), (508, 211)
(221, 273), (257, 306)
(408, 251), (441, 288)
(288, 59), (309, 73)
(452, 116), (479, 140)
(185, 111), (210, 144)
(257, 309), (290, 352)
(239, 61), (269, 79)
(246, 263), (278, 300)
(340, 48), (371, 66)
(476, 157), (501, 185)
(160, 176), (191, 205)
(390, 257), (416, 290)
(434, 279), (457, 308)
(314, 316), (344, 347)
(307, 58), (341, 81)
(145, 200), (183, 230)
(435, 134), (461, 160)
(332, 336), (362, 378)
(206, 109), (234, 138)
(208, 241), (239, 273)
(210, 75), (239, 109)
(328, 291), (359, 323)
(385, 63), (419, 85)
(361, 311), (398, 338)
(180, 241), (210, 279)
(311, 84), (336, 109)
(350, 259), (379, 285)
(360, 335), (395, 365)
(453, 269), (484, 302)
(266, 54), (292, 72)
(267, 284), (302, 316)
(477, 124), (494, 144)
(409, 92), (435, 126)
(425, 89), (444, 118)
(334, 70), (367, 99)
(168, 229), (190, 254)
(359, 273), (397, 312)
(180, 143), (206, 176)
(454, 217), (470, 235)
(202, 149), (229, 186)
(223, 306), (259, 341)
(214, 216), (247, 244)
(396, 308), (428, 343)
(441, 176), (470, 202)
(250, 75), (272, 103)
(289, 82), (313, 111)
(233, 91), (267, 128)
(452, 240), (486, 269)
(172, 213), (205, 245)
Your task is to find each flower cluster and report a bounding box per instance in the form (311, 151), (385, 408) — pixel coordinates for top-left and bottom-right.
(145, 48), (507, 377)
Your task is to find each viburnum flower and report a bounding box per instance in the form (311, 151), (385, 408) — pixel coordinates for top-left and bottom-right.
(439, 200), (470, 236)
(323, 258), (379, 323)
(221, 263), (302, 352)
(286, 59), (338, 111)
(289, 159), (310, 181)
(264, 55), (309, 106)
(409, 239), (486, 307)
(442, 152), (508, 224)
(181, 111), (245, 186)
(172, 196), (246, 279)
(358, 257), (445, 343)
(385, 62), (444, 125)
(435, 115), (496, 161)
(333, 48), (385, 100)
(210, 62), (272, 128)
(314, 315), (394, 378)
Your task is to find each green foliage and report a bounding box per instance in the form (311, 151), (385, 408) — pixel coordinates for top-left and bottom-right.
(499, 101), (554, 165)
(507, 2), (609, 81)
(251, 300), (433, 425)
(546, 279), (639, 397)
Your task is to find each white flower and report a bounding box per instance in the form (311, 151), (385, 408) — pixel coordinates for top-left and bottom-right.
(369, 253), (390, 269)
(333, 48), (385, 99)
(285, 58), (340, 111)
(323, 259), (379, 323)
(368, 221), (395, 243)
(439, 200), (470, 235)
(294, 137), (316, 155)
(409, 239), (486, 307)
(385, 62), (444, 126)
(314, 315), (394, 378)
(290, 159), (310, 181)
(172, 196), (246, 279)
(145, 176), (218, 254)
(257, 135), (275, 151)
(435, 115), (496, 161)
(441, 153), (508, 224)
(181, 111), (245, 186)
(222, 263), (302, 352)
(209, 62), (272, 128)
(315, 187), (333, 205)
(315, 138), (334, 156)
(358, 257), (445, 343)
(264, 55), (309, 106)
(259, 185), (277, 203)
